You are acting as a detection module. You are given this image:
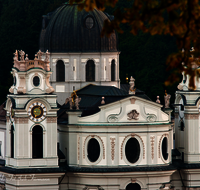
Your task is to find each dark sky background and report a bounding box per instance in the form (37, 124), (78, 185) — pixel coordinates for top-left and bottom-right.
(0, 0), (179, 106)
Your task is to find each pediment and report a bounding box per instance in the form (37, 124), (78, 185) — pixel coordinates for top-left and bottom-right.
(78, 96), (169, 124)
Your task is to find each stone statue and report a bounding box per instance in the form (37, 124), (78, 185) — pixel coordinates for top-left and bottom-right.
(37, 50), (43, 60)
(45, 50), (50, 62)
(129, 76), (136, 94)
(164, 91), (171, 108)
(65, 97), (73, 110)
(75, 96), (81, 110)
(19, 50), (25, 61)
(156, 96), (160, 104)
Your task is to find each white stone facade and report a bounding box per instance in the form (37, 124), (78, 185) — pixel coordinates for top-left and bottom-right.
(46, 52), (120, 104)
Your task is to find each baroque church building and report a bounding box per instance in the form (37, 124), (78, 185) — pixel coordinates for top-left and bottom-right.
(0, 2), (200, 190)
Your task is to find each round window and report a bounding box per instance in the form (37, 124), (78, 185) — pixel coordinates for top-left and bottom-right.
(33, 76), (40, 87)
(161, 137), (168, 160)
(126, 183), (141, 190)
(87, 138), (100, 162)
(85, 16), (94, 29)
(125, 137), (140, 164)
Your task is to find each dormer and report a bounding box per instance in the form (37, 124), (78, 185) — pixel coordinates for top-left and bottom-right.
(9, 50), (54, 95)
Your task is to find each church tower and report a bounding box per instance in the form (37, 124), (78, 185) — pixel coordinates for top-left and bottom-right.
(5, 50), (58, 168)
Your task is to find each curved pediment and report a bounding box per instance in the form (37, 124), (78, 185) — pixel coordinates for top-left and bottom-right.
(78, 96), (169, 124)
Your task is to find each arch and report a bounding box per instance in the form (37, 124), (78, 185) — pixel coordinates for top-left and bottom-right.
(32, 125), (43, 158)
(30, 123), (46, 132)
(56, 60), (65, 82)
(175, 94), (186, 105)
(121, 133), (145, 160)
(10, 125), (14, 158)
(126, 183), (141, 190)
(158, 134), (169, 160)
(83, 135), (105, 160)
(111, 59), (115, 81)
(86, 60), (95, 81)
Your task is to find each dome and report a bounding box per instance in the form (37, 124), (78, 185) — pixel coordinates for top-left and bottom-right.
(39, 3), (118, 53)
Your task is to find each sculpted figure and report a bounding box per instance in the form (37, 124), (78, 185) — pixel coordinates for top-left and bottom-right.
(19, 50), (25, 61)
(75, 96), (81, 110)
(45, 50), (50, 62)
(65, 97), (73, 110)
(127, 109), (139, 120)
(164, 93), (171, 108)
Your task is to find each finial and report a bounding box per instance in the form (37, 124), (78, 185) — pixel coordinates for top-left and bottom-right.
(13, 50), (18, 61)
(129, 76), (136, 94)
(25, 54), (29, 61)
(101, 97), (105, 104)
(34, 54), (38, 60)
(156, 96), (160, 104)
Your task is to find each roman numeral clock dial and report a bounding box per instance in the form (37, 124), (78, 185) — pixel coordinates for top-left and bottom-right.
(28, 102), (46, 122)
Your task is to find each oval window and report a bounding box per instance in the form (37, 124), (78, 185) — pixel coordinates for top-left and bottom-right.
(125, 137), (140, 164)
(85, 16), (94, 29)
(161, 137), (168, 160)
(126, 183), (141, 190)
(33, 76), (40, 87)
(87, 138), (100, 162)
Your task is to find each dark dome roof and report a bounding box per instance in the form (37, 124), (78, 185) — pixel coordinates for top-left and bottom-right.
(39, 3), (118, 53)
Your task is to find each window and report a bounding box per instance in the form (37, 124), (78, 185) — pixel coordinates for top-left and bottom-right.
(87, 138), (100, 162)
(125, 137), (140, 164)
(126, 183), (141, 190)
(111, 59), (115, 81)
(0, 141), (2, 157)
(32, 125), (43, 158)
(85, 16), (94, 29)
(33, 76), (40, 87)
(86, 60), (95, 81)
(13, 76), (16, 86)
(11, 125), (14, 158)
(73, 86), (75, 91)
(161, 137), (168, 160)
(56, 60), (65, 82)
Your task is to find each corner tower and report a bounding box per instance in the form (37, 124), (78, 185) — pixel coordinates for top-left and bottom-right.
(39, 3), (120, 104)
(5, 50), (58, 168)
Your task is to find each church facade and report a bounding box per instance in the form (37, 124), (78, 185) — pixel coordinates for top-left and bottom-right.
(0, 2), (200, 190)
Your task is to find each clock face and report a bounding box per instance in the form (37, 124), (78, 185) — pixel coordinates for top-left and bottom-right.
(28, 102), (46, 122)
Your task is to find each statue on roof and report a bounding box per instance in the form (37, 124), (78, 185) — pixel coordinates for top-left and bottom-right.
(19, 50), (25, 61)
(45, 50), (50, 62)
(129, 76), (136, 95)
(37, 50), (43, 60)
(164, 90), (171, 108)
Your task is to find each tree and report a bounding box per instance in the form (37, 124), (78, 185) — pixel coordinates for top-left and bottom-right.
(70, 0), (200, 89)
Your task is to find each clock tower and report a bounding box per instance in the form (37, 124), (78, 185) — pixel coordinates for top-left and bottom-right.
(5, 50), (58, 168)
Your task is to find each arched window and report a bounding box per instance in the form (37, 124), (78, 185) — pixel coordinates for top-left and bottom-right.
(126, 183), (141, 190)
(86, 60), (95, 81)
(56, 60), (65, 82)
(32, 125), (43, 159)
(111, 59), (115, 81)
(11, 125), (14, 158)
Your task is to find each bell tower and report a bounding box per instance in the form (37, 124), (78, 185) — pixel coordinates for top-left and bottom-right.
(5, 50), (58, 168)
